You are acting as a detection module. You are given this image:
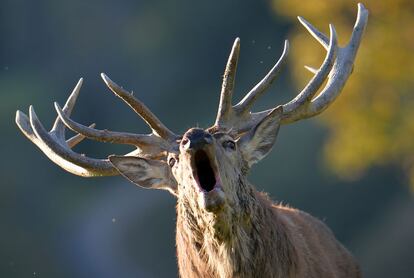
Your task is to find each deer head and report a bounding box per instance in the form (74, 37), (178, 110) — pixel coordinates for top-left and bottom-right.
(16, 3), (367, 227)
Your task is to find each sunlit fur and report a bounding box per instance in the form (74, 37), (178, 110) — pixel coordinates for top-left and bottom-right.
(170, 130), (360, 278)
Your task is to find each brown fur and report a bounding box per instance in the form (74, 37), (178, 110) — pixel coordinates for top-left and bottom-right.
(176, 181), (360, 278)
(108, 125), (361, 277)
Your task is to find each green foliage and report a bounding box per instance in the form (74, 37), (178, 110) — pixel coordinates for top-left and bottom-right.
(272, 0), (414, 188)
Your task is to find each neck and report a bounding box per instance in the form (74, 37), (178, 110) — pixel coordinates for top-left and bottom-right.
(175, 178), (297, 278)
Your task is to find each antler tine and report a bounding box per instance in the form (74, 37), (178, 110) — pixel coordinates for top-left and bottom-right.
(297, 16), (329, 50)
(350, 3), (368, 51)
(25, 106), (118, 176)
(282, 3), (368, 124)
(66, 123), (96, 148)
(18, 109), (86, 147)
(215, 38), (240, 127)
(49, 78), (96, 148)
(16, 110), (38, 143)
(16, 80), (90, 150)
(309, 3), (368, 115)
(210, 3), (367, 135)
(100, 73), (177, 142)
(281, 24), (338, 120)
(51, 78), (83, 139)
(16, 75), (180, 177)
(304, 66), (318, 74)
(54, 102), (171, 153)
(235, 40), (289, 114)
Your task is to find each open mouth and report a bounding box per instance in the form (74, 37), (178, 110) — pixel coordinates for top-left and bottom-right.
(193, 150), (217, 192)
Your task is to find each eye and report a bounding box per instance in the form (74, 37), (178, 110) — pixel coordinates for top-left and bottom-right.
(168, 157), (177, 167)
(222, 140), (236, 151)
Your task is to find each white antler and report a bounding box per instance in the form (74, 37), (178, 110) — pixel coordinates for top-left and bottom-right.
(213, 3), (368, 133)
(16, 75), (178, 177)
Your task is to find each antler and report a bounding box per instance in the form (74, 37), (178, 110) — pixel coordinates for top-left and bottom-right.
(16, 75), (178, 177)
(214, 3), (368, 134)
(16, 3), (367, 176)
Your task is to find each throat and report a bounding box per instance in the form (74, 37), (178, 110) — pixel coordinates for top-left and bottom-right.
(178, 185), (259, 244)
(178, 176), (257, 243)
(176, 189), (277, 277)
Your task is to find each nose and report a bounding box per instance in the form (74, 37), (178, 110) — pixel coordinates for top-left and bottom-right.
(182, 129), (212, 151)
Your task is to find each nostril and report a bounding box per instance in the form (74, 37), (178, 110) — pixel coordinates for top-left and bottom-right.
(182, 129), (212, 150)
(204, 134), (213, 144)
(182, 138), (191, 150)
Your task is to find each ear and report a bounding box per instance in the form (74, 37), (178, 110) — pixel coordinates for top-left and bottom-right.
(237, 106), (283, 168)
(109, 155), (177, 196)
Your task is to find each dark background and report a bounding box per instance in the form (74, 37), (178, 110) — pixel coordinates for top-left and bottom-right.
(1, 0), (413, 277)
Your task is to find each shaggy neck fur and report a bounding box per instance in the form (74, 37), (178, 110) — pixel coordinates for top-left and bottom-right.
(175, 175), (298, 278)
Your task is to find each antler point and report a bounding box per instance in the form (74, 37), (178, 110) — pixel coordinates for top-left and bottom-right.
(304, 65), (318, 74)
(358, 3), (366, 11)
(283, 40), (290, 54)
(54, 102), (62, 112)
(15, 110), (25, 125)
(101, 73), (111, 84)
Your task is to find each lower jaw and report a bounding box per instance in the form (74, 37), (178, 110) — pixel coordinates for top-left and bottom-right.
(198, 186), (226, 213)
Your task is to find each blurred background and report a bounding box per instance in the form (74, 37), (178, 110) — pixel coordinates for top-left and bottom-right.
(1, 0), (413, 277)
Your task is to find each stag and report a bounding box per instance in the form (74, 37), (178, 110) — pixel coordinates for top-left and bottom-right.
(16, 3), (368, 278)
